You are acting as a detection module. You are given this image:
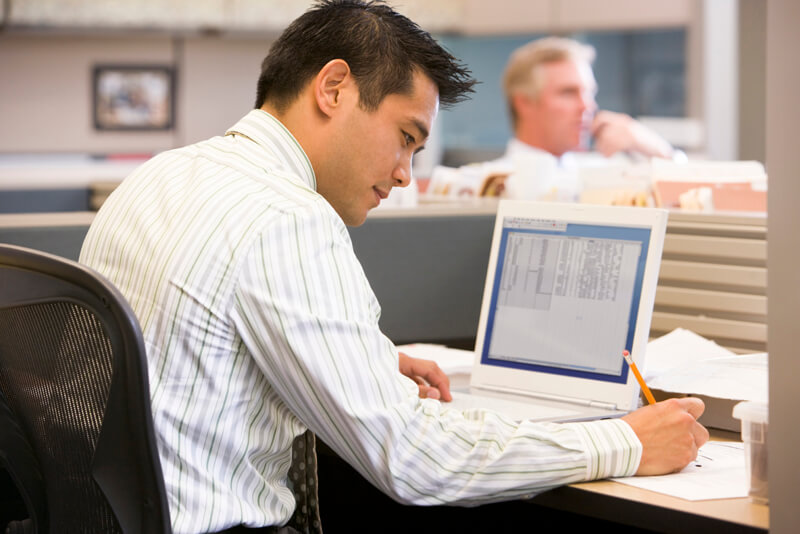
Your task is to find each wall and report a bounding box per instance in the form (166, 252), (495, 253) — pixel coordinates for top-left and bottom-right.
(766, 0), (800, 531)
(0, 32), (272, 154)
(737, 0), (766, 164)
(0, 2), (767, 169)
(702, 0), (738, 161)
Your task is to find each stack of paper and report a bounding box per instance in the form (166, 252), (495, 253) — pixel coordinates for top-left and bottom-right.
(644, 328), (768, 403)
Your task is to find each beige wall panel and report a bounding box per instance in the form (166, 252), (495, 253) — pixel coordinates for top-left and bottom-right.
(655, 286), (767, 316)
(663, 234), (767, 262)
(651, 311), (766, 345)
(553, 0), (692, 31)
(737, 0), (766, 163)
(179, 37), (273, 146)
(766, 0), (800, 531)
(0, 34), (176, 153)
(659, 260), (766, 289)
(461, 0), (551, 35)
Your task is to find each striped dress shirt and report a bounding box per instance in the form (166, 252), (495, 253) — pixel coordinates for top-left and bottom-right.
(80, 109), (642, 534)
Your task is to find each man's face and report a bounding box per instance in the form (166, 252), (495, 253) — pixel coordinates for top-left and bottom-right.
(521, 59), (598, 156)
(316, 70), (438, 226)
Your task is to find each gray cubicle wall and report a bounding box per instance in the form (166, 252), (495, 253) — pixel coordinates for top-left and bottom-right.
(3, 208), (766, 355)
(0, 210), (495, 348)
(0, 213), (93, 262)
(348, 210), (495, 347)
(0, 189), (91, 214)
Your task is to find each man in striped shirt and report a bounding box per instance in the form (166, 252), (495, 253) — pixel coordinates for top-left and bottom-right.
(80, 1), (708, 533)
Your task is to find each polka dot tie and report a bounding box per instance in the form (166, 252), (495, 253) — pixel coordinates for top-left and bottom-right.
(286, 430), (322, 533)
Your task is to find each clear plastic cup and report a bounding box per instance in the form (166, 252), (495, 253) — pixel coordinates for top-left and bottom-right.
(732, 401), (768, 504)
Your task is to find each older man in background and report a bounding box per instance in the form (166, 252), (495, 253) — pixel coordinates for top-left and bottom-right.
(491, 37), (679, 202)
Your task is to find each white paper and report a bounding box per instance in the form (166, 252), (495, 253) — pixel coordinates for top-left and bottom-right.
(644, 329), (768, 402)
(614, 441), (748, 500)
(644, 328), (735, 377)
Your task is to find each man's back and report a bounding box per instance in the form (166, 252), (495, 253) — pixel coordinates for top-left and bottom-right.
(81, 110), (351, 532)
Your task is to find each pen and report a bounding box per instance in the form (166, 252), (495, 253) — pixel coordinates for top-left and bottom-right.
(623, 350), (656, 405)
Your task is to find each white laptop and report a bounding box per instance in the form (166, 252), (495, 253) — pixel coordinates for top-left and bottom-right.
(449, 200), (667, 422)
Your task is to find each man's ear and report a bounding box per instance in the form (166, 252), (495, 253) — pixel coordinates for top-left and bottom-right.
(314, 59), (355, 118)
(511, 92), (536, 118)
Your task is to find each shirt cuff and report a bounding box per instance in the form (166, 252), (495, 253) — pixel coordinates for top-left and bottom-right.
(568, 418), (642, 480)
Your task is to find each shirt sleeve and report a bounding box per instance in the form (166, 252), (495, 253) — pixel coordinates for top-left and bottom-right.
(230, 202), (642, 506)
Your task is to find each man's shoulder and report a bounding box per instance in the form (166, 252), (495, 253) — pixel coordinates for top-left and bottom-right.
(102, 139), (327, 227)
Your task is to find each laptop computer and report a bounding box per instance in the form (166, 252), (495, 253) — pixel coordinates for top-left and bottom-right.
(449, 200), (668, 422)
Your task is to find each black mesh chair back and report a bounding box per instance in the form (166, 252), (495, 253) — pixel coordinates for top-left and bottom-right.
(0, 244), (171, 534)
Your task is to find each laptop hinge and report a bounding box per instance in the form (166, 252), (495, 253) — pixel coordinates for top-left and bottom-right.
(478, 384), (619, 411)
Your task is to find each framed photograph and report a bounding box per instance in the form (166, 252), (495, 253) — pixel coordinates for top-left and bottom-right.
(93, 65), (175, 131)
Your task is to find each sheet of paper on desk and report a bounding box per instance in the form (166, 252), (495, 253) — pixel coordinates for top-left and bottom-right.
(395, 343), (475, 375)
(644, 328), (768, 403)
(613, 441), (748, 500)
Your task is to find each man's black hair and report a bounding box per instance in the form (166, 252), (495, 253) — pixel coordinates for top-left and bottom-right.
(255, 0), (475, 112)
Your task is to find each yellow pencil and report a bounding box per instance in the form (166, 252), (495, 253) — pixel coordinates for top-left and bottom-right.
(623, 350), (656, 405)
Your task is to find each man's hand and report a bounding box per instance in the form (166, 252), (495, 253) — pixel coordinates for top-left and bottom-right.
(622, 397), (709, 476)
(591, 110), (674, 159)
(398, 352), (452, 402)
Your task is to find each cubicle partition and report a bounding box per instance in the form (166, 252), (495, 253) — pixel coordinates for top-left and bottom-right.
(0, 212), (94, 262)
(357, 207), (768, 353)
(0, 205), (767, 354)
(653, 211), (767, 353)
(348, 204), (496, 348)
(0, 154), (139, 214)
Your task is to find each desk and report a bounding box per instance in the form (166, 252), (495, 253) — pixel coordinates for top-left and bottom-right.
(533, 478), (767, 533)
(318, 437), (767, 533)
(535, 429), (769, 532)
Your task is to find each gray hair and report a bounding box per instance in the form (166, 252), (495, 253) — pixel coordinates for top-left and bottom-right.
(502, 37), (595, 124)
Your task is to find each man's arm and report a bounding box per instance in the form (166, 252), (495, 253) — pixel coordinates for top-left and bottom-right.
(591, 110), (675, 159)
(233, 204), (697, 506)
(401, 351), (710, 476)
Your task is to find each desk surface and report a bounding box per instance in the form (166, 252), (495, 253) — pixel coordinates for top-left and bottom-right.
(533, 429), (768, 533)
(533, 479), (767, 533)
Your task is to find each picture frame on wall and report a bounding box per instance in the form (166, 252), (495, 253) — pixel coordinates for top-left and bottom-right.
(92, 65), (175, 131)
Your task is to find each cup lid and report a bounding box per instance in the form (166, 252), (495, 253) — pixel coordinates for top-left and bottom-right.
(732, 400), (768, 423)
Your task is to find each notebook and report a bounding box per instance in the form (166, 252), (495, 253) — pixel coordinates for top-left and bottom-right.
(449, 200), (668, 422)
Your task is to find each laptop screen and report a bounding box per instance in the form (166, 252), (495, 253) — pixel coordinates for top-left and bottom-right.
(479, 215), (652, 384)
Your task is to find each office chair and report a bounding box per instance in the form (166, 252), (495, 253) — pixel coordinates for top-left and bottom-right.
(0, 244), (172, 534)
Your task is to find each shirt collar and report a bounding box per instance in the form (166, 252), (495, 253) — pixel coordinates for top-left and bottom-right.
(225, 109), (317, 190)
